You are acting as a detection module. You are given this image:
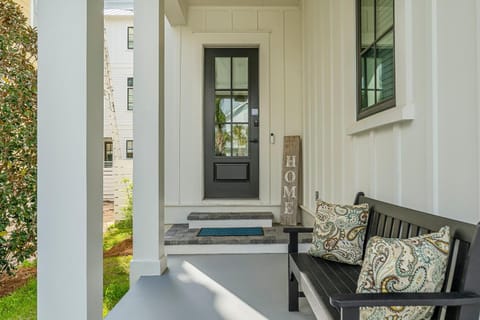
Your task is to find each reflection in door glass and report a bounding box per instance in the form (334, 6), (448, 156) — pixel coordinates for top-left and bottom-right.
(215, 57), (231, 89)
(215, 124), (231, 156)
(232, 91), (248, 123)
(233, 57), (248, 89)
(215, 91), (231, 123)
(232, 124), (248, 157)
(213, 56), (250, 158)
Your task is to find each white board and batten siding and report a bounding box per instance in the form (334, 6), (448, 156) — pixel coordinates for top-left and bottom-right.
(301, 0), (480, 225)
(164, 5), (303, 223)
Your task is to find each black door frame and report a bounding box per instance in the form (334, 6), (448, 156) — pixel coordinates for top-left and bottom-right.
(203, 47), (259, 199)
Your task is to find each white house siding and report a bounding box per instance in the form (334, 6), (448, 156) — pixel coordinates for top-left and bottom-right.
(301, 0), (480, 225)
(164, 6), (303, 223)
(104, 12), (134, 213)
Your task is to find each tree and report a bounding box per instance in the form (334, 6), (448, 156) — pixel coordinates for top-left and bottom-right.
(0, 0), (37, 274)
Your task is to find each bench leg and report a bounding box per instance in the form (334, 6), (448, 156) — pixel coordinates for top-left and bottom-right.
(289, 272), (299, 311)
(340, 307), (359, 320)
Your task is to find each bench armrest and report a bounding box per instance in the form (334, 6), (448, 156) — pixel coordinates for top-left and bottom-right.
(330, 292), (480, 319)
(330, 292), (480, 308)
(283, 227), (313, 253)
(283, 227), (314, 233)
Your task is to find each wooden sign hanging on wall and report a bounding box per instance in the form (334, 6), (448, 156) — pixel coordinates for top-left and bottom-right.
(280, 136), (302, 226)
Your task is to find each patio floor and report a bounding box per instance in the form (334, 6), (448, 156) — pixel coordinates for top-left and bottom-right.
(106, 254), (315, 320)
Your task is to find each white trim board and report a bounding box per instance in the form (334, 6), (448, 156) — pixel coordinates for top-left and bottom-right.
(188, 219), (273, 228)
(166, 243), (310, 254)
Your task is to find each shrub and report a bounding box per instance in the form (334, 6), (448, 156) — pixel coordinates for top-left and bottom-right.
(116, 179), (132, 233)
(0, 0), (38, 274)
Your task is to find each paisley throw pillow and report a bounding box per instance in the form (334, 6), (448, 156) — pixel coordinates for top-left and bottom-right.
(308, 200), (369, 265)
(357, 226), (450, 320)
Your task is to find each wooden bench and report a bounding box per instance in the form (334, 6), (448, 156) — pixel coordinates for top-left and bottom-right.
(285, 192), (480, 320)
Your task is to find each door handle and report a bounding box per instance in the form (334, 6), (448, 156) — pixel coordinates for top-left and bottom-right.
(249, 139), (259, 143)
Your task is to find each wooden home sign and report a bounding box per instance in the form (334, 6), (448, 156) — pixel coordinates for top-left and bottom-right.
(280, 136), (302, 226)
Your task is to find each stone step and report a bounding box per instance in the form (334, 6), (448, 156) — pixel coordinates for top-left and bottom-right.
(165, 224), (312, 254)
(187, 212), (274, 229)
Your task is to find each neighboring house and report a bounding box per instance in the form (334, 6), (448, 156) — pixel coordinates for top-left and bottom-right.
(103, 9), (134, 217)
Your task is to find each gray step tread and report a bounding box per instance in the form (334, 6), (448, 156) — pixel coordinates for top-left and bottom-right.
(188, 212), (274, 221)
(165, 224), (312, 245)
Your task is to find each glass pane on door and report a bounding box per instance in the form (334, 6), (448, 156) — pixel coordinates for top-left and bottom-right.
(215, 124), (231, 156)
(232, 57), (248, 89)
(232, 124), (248, 157)
(232, 91), (249, 123)
(215, 58), (231, 89)
(215, 91), (232, 123)
(213, 57), (250, 158)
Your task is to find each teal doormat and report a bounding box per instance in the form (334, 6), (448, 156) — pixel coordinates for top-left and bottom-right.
(197, 227), (264, 237)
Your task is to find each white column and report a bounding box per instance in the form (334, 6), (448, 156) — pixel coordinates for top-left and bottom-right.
(130, 0), (168, 284)
(37, 0), (103, 319)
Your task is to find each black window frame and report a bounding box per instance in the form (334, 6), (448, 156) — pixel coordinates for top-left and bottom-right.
(127, 77), (134, 110)
(127, 26), (134, 49)
(356, 0), (396, 120)
(126, 140), (133, 159)
(104, 140), (113, 167)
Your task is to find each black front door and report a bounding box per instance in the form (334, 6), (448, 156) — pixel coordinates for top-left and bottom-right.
(204, 48), (259, 199)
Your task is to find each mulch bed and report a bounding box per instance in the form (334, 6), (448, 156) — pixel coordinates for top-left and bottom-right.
(0, 237), (133, 298)
(103, 237), (133, 258)
(0, 266), (37, 298)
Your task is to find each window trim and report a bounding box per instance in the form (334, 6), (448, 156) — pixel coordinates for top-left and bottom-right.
(127, 26), (134, 50)
(126, 140), (133, 159)
(127, 77), (133, 110)
(356, 0), (396, 121)
(104, 140), (113, 167)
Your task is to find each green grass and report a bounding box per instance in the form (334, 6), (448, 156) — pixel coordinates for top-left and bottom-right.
(103, 222), (132, 252)
(0, 221), (133, 319)
(103, 256), (132, 317)
(0, 278), (37, 320)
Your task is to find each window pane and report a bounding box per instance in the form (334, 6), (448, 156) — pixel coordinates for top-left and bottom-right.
(232, 57), (248, 89)
(360, 0), (375, 49)
(376, 0), (394, 37)
(105, 142), (113, 162)
(232, 91), (249, 123)
(232, 124), (248, 157)
(215, 91), (231, 123)
(126, 140), (133, 158)
(376, 31), (395, 103)
(360, 47), (376, 109)
(128, 27), (134, 49)
(127, 88), (134, 110)
(215, 57), (231, 89)
(127, 77), (134, 87)
(215, 124), (231, 157)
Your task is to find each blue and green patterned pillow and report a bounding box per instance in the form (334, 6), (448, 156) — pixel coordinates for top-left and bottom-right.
(356, 226), (450, 320)
(308, 200), (369, 265)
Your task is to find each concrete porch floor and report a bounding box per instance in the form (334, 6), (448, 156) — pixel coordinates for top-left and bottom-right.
(105, 254), (315, 320)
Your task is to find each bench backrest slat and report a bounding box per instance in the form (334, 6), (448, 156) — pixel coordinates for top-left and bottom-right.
(360, 195), (476, 242)
(390, 218), (401, 238)
(357, 194), (480, 320)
